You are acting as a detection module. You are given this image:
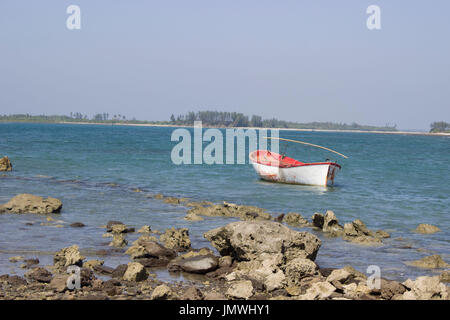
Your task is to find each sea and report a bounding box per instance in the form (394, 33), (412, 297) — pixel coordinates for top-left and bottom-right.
(0, 122), (448, 282)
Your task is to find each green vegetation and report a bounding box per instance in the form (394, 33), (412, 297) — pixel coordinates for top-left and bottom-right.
(0, 111), (398, 131)
(430, 121), (450, 133)
(169, 111), (397, 131)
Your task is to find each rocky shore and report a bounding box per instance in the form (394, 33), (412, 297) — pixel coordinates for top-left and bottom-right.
(0, 192), (448, 300)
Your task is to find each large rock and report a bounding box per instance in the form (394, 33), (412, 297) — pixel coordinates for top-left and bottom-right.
(283, 213), (309, 227)
(25, 267), (53, 283)
(125, 238), (176, 261)
(407, 255), (449, 269)
(204, 221), (321, 263)
(402, 276), (448, 300)
(160, 227), (191, 251)
(284, 258), (319, 286)
(414, 224), (440, 234)
(226, 280), (254, 299)
(0, 194), (62, 214)
(168, 254), (219, 274)
(122, 262), (148, 282)
(0, 156), (12, 171)
(188, 202), (272, 221)
(53, 245), (85, 271)
(322, 210), (344, 236)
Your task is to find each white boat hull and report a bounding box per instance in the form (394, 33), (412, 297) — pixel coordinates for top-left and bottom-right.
(251, 162), (339, 186)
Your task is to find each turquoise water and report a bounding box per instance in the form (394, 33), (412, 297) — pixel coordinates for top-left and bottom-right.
(0, 123), (448, 281)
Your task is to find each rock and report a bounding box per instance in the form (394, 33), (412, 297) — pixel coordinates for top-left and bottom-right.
(300, 281), (336, 300)
(344, 235), (382, 246)
(110, 224), (129, 234)
(204, 291), (227, 300)
(24, 258), (39, 268)
(188, 202), (272, 221)
(226, 280), (254, 299)
(83, 260), (104, 270)
(402, 276), (448, 300)
(264, 269), (286, 292)
(185, 212), (204, 221)
(168, 254), (219, 274)
(374, 230), (390, 239)
(135, 257), (171, 268)
(322, 210), (344, 236)
(439, 270), (450, 283)
(109, 234), (128, 248)
(0, 156), (12, 171)
(49, 275), (69, 292)
(0, 194), (62, 214)
(343, 265), (367, 280)
(219, 256), (233, 268)
(137, 225), (151, 233)
(414, 224), (441, 234)
(160, 227), (191, 251)
(377, 279), (406, 300)
(112, 264), (128, 278)
(343, 223), (358, 237)
(311, 213), (324, 229)
(284, 258), (319, 287)
(122, 262), (148, 282)
(25, 267), (53, 283)
(286, 286), (302, 296)
(151, 284), (174, 300)
(326, 269), (351, 284)
(8, 256), (24, 263)
(0, 275), (27, 287)
(163, 197), (184, 205)
(181, 287), (204, 300)
(283, 213), (309, 227)
(70, 222), (85, 228)
(53, 245), (85, 271)
(204, 221), (321, 263)
(92, 264), (114, 275)
(407, 255), (449, 269)
(125, 238), (176, 260)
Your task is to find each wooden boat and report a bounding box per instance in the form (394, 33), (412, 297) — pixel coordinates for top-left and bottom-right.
(249, 150), (341, 186)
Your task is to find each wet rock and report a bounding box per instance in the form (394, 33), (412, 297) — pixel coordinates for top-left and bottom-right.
(181, 287), (204, 300)
(137, 225), (151, 233)
(414, 224), (440, 234)
(53, 245), (85, 271)
(0, 194), (62, 214)
(300, 281), (336, 300)
(204, 221), (321, 262)
(283, 213), (309, 227)
(123, 262), (148, 282)
(151, 284), (174, 300)
(163, 197), (184, 205)
(112, 264), (128, 279)
(311, 213), (324, 229)
(284, 258), (319, 287)
(109, 234), (128, 248)
(0, 156), (12, 171)
(188, 202), (272, 221)
(402, 276), (448, 300)
(83, 260), (104, 270)
(25, 267), (53, 283)
(226, 280), (254, 299)
(8, 256), (24, 263)
(184, 212), (204, 221)
(374, 230), (390, 238)
(160, 227), (191, 251)
(322, 210), (344, 236)
(70, 222), (85, 228)
(168, 254), (219, 274)
(125, 238), (176, 260)
(407, 255), (449, 269)
(24, 258), (39, 268)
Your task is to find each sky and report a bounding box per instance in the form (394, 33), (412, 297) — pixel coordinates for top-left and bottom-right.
(0, 1), (449, 130)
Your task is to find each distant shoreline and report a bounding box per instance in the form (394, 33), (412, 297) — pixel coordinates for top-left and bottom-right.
(1, 120), (449, 136)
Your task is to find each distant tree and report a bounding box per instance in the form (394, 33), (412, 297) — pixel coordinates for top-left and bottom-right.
(170, 114), (175, 123)
(430, 121), (450, 133)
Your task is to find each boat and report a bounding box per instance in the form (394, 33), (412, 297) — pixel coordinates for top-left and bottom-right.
(249, 150), (341, 186)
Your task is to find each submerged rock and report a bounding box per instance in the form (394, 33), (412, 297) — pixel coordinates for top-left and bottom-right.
(160, 227), (191, 251)
(188, 202), (272, 221)
(204, 220), (321, 262)
(0, 156), (12, 171)
(414, 224), (440, 234)
(0, 194), (62, 214)
(407, 255), (449, 269)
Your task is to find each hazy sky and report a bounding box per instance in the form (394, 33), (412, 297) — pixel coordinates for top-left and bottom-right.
(1, 1), (449, 130)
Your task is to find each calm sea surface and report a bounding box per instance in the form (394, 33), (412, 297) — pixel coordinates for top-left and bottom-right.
(0, 123), (448, 281)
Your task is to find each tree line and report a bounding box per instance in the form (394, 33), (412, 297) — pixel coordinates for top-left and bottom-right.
(429, 121), (450, 133)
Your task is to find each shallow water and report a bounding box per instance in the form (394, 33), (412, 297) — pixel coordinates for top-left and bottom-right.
(0, 123), (448, 282)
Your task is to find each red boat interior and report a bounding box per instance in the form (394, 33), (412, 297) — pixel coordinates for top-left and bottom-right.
(249, 150), (341, 169)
